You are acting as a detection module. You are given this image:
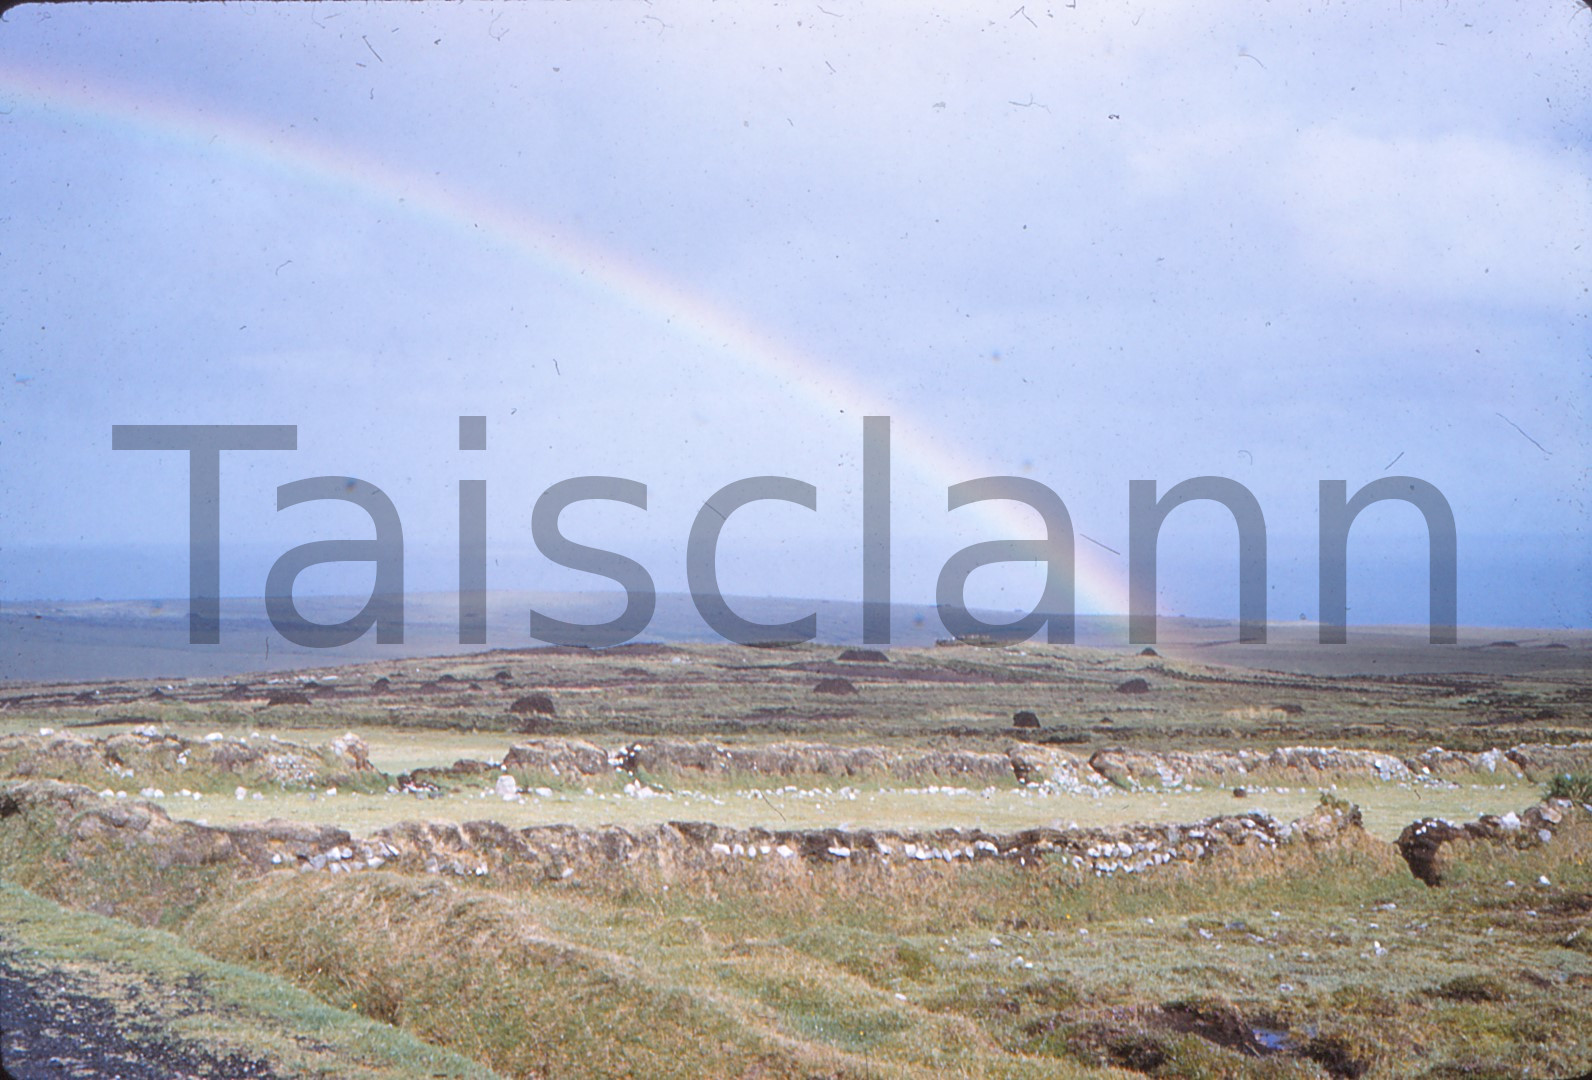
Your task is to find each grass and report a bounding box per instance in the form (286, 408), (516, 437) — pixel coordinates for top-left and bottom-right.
(184, 872), (894, 1079)
(0, 878), (499, 1079)
(0, 728), (390, 796)
(174, 814), (1590, 1078)
(103, 771), (1543, 843)
(6, 768), (1590, 1077)
(6, 639), (1587, 756)
(1, 641), (1588, 1078)
(1547, 772), (1592, 804)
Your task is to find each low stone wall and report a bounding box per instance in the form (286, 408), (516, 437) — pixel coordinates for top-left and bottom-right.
(1396, 798), (1584, 885)
(0, 778), (1363, 888)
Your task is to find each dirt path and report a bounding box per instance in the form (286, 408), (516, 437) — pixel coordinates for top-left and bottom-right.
(0, 945), (278, 1080)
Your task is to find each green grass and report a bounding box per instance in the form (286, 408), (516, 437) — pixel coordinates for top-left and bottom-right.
(94, 771), (1542, 844)
(0, 878), (499, 1079)
(29, 807), (1570, 1079)
(1547, 772), (1592, 803)
(1, 640), (1588, 1078)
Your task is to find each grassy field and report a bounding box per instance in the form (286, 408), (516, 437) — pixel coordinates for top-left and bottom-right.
(1, 637), (1589, 1078)
(91, 772), (1542, 842)
(0, 878), (497, 1078)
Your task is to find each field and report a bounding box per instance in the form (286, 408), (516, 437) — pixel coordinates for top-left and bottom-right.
(1, 632), (1589, 1078)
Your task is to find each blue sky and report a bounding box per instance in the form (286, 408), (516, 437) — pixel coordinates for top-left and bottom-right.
(1, 0), (1587, 630)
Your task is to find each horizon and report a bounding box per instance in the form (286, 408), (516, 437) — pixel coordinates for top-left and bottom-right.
(4, 587), (1585, 685)
(6, 587), (1588, 633)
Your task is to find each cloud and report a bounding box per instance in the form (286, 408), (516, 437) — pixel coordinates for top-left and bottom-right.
(1280, 128), (1589, 311)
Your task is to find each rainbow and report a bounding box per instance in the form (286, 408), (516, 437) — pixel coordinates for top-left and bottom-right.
(2, 61), (1132, 619)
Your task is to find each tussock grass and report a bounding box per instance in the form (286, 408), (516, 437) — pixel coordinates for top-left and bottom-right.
(183, 872), (917, 1080)
(7, 760), (1590, 1078)
(1547, 772), (1592, 804)
(0, 878), (498, 1079)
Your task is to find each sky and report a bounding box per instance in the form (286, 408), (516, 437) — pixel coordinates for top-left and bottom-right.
(1, 0), (1588, 637)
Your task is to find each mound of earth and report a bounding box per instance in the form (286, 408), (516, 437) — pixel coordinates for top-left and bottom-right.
(403, 737), (1592, 794)
(508, 693), (556, 716)
(0, 779), (1369, 900)
(617, 739), (1013, 782)
(1498, 741), (1592, 780)
(837, 649), (888, 662)
(0, 730), (377, 794)
(1396, 799), (1582, 886)
(502, 738), (614, 777)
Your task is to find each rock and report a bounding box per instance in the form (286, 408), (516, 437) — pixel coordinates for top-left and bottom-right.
(1012, 710), (1041, 729)
(329, 732), (374, 772)
(1138, 647), (1158, 657)
(494, 774), (520, 799)
(812, 677), (858, 695)
(1115, 678), (1151, 694)
(1007, 745), (1105, 792)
